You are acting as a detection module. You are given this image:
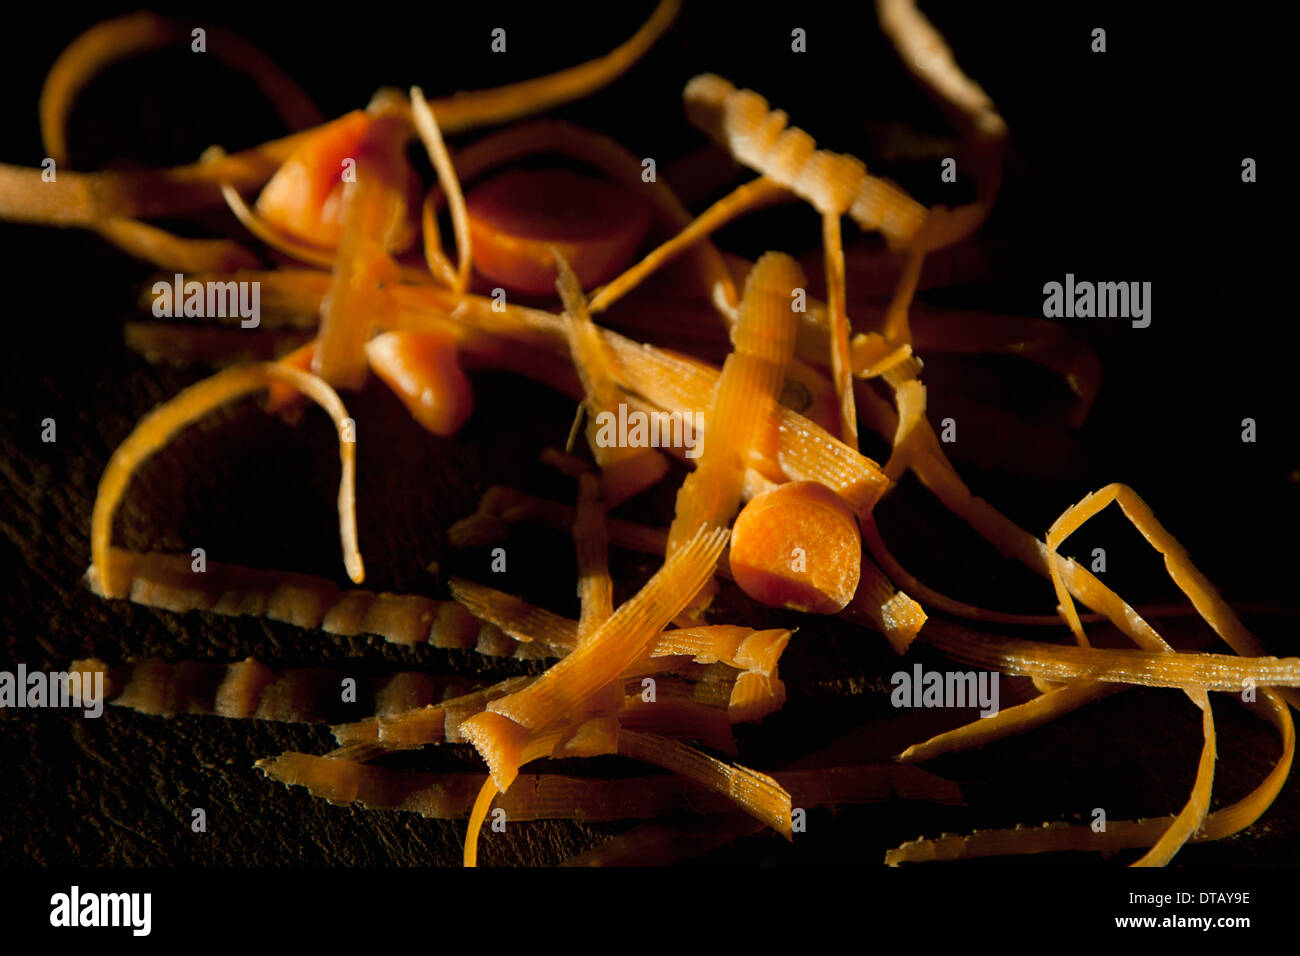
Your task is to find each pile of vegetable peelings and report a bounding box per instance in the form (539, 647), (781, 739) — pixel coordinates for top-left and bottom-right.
(2, 0), (1296, 866)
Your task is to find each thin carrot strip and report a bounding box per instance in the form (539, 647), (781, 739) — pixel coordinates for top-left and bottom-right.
(93, 217), (260, 272)
(556, 250), (669, 504)
(464, 775), (501, 867)
(841, 555), (928, 653)
(882, 378), (926, 481)
(574, 473), (613, 641)
(425, 0), (681, 135)
(862, 518), (1086, 627)
(333, 676), (536, 749)
(264, 757), (934, 824)
(618, 729), (792, 837)
(77, 657), (478, 723)
(875, 0), (1005, 212)
(218, 180), (336, 268)
(0, 116), (359, 226)
(588, 177), (789, 314)
(466, 717), (621, 866)
(880, 247), (926, 348)
(822, 212), (858, 447)
(920, 622), (1300, 693)
(896, 681), (1126, 763)
(89, 363), (362, 599)
(683, 73), (927, 245)
(887, 688), (1300, 867)
(727, 670), (787, 724)
(666, 252), (803, 556)
(410, 87), (472, 292)
(40, 12), (321, 167)
(448, 577), (578, 651)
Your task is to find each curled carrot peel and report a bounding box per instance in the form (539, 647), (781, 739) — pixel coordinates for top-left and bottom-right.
(89, 363), (363, 600)
(39, 12), (323, 168)
(410, 87), (472, 293)
(555, 249), (670, 505)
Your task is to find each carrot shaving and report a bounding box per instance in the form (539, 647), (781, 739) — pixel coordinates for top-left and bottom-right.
(618, 730), (791, 836)
(92, 217), (260, 272)
(89, 363), (362, 599)
(896, 681), (1125, 763)
(842, 556), (927, 653)
(447, 577), (577, 651)
(883, 378), (926, 482)
(880, 248), (926, 348)
(461, 525), (728, 791)
(888, 688), (1300, 867)
(862, 517), (1093, 627)
(574, 474), (613, 641)
(683, 73), (927, 246)
(821, 212), (858, 447)
(555, 249), (669, 505)
(875, 0), (1005, 218)
(666, 252), (802, 557)
(218, 178), (336, 268)
(410, 87), (472, 292)
(39, 12), (322, 168)
(589, 177), (789, 315)
(425, 0), (681, 135)
(849, 332), (916, 381)
(920, 622), (1300, 693)
(727, 670), (787, 724)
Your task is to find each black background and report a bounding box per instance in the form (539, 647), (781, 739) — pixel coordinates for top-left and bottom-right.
(0, 0), (1296, 878)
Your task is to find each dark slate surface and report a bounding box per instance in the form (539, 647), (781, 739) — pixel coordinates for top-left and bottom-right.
(1, 2), (1296, 867)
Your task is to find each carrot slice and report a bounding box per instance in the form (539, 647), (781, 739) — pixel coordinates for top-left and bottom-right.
(431, 119), (733, 307)
(364, 329), (474, 436)
(466, 168), (652, 294)
(729, 481), (861, 614)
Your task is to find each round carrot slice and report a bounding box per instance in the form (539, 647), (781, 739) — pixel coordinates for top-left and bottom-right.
(729, 480), (862, 614)
(365, 329), (474, 437)
(465, 167), (652, 295)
